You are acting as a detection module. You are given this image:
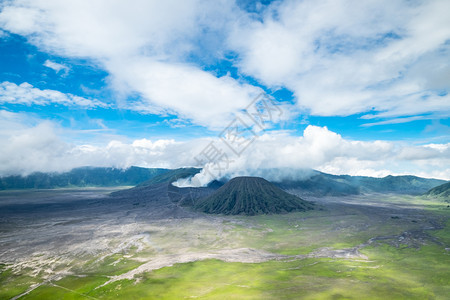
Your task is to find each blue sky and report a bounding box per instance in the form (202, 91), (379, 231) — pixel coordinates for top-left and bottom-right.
(0, 0), (449, 180)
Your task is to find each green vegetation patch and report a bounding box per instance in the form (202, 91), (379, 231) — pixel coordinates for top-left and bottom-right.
(0, 265), (41, 300)
(77, 254), (144, 277)
(20, 236), (450, 300)
(5, 194), (449, 299)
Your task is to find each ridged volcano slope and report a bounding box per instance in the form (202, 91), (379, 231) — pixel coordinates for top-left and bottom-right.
(426, 182), (450, 200)
(195, 176), (314, 215)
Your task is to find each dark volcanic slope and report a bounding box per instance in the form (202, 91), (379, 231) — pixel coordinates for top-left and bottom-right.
(426, 182), (450, 201)
(111, 168), (201, 198)
(109, 168), (210, 219)
(195, 176), (314, 215)
(137, 168), (201, 187)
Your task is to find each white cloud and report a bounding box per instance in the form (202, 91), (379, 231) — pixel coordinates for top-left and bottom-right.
(0, 111), (202, 175)
(108, 58), (262, 129)
(229, 0), (450, 119)
(2, 1), (447, 126)
(0, 0), (217, 58)
(0, 112), (448, 180)
(186, 126), (450, 185)
(0, 81), (108, 108)
(1, 0), (449, 126)
(0, 109), (39, 133)
(0, 0), (260, 129)
(361, 116), (426, 127)
(43, 59), (69, 74)
(0, 120), (72, 176)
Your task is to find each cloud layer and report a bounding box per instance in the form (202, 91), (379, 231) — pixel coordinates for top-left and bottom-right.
(229, 0), (450, 119)
(0, 0), (261, 129)
(1, 111), (448, 181)
(2, 0), (447, 127)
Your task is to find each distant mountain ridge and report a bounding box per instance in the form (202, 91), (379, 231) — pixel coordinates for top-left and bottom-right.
(275, 171), (446, 196)
(345, 174), (446, 194)
(0, 167), (169, 190)
(0, 166), (445, 196)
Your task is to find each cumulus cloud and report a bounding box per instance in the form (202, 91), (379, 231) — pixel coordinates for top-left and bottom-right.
(0, 81), (108, 108)
(229, 0), (450, 119)
(108, 58), (262, 129)
(0, 112), (448, 180)
(0, 119), (71, 176)
(0, 111), (201, 175)
(184, 126), (401, 186)
(1, 0), (448, 126)
(0, 0), (263, 129)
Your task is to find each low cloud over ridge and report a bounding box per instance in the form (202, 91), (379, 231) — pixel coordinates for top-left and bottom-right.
(0, 112), (448, 181)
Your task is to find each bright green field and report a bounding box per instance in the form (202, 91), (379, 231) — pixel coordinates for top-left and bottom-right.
(12, 244), (450, 300)
(1, 194), (449, 299)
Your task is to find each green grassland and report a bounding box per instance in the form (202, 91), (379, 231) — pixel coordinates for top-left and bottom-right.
(17, 244), (450, 300)
(2, 194), (449, 299)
